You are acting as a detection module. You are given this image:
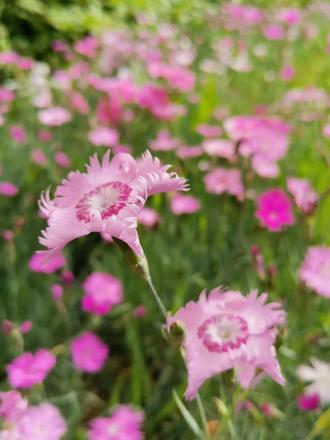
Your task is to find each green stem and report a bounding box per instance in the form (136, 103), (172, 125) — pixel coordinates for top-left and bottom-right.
(145, 275), (168, 320)
(196, 392), (211, 439)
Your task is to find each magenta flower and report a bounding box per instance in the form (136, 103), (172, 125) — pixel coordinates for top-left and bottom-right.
(287, 177), (318, 215)
(7, 349), (56, 389)
(297, 393), (320, 411)
(88, 405), (144, 440)
(71, 331), (109, 373)
(38, 107), (71, 126)
(38, 151), (187, 258)
(9, 126), (26, 143)
(0, 182), (18, 197)
(167, 287), (285, 400)
(82, 272), (123, 315)
(204, 167), (244, 201)
(28, 251), (66, 273)
(256, 188), (294, 232)
(170, 194), (201, 215)
(299, 246), (330, 298)
(16, 402), (67, 440)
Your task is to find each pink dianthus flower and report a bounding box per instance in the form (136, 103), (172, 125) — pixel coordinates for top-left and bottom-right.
(299, 246), (330, 298)
(29, 251), (66, 273)
(7, 349), (56, 389)
(170, 194), (200, 215)
(204, 167), (244, 200)
(167, 287), (285, 400)
(38, 107), (71, 126)
(71, 331), (109, 373)
(256, 188), (294, 232)
(287, 177), (318, 215)
(82, 272), (123, 315)
(38, 151), (187, 258)
(88, 405), (144, 440)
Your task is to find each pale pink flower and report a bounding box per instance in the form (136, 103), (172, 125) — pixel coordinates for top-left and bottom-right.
(31, 149), (48, 166)
(137, 207), (160, 228)
(322, 124), (330, 138)
(287, 177), (318, 214)
(176, 145), (203, 159)
(0, 391), (27, 422)
(0, 182), (18, 197)
(167, 287), (285, 399)
(9, 126), (26, 143)
(150, 130), (180, 151)
(224, 116), (290, 178)
(88, 405), (144, 440)
(204, 167), (244, 200)
(171, 194), (200, 215)
(299, 246), (330, 298)
(203, 139), (236, 161)
(39, 107), (71, 126)
(89, 127), (119, 148)
(38, 151), (187, 258)
(297, 393), (320, 411)
(148, 62), (195, 92)
(256, 188), (294, 232)
(71, 331), (109, 373)
(0, 51), (18, 65)
(54, 151), (71, 168)
(28, 251), (65, 273)
(16, 402), (67, 440)
(196, 124), (222, 138)
(7, 349), (56, 388)
(278, 8), (302, 26)
(82, 272), (123, 315)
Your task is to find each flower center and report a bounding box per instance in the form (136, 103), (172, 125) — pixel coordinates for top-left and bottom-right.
(76, 181), (132, 223)
(197, 314), (248, 353)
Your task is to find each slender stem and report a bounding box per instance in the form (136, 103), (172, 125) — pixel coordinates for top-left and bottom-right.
(196, 392), (211, 439)
(145, 276), (168, 320)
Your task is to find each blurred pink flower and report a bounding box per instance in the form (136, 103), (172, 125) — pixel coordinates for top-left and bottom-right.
(39, 107), (72, 126)
(0, 87), (15, 102)
(167, 287), (285, 399)
(19, 321), (33, 335)
(134, 305), (148, 318)
(75, 36), (99, 57)
(203, 139), (236, 161)
(69, 91), (90, 114)
(0, 51), (19, 65)
(51, 284), (64, 302)
(204, 167), (244, 200)
(176, 145), (203, 159)
(88, 405), (144, 440)
(171, 194), (200, 215)
(82, 272), (123, 315)
(16, 402), (67, 440)
(31, 149), (48, 166)
(137, 207), (160, 228)
(0, 182), (18, 197)
(280, 65), (295, 81)
(89, 127), (119, 148)
(256, 188), (294, 232)
(148, 62), (195, 92)
(278, 8), (302, 25)
(299, 246), (330, 298)
(54, 151), (71, 168)
(28, 251), (66, 273)
(150, 130), (180, 151)
(38, 151), (187, 258)
(7, 349), (56, 388)
(224, 116), (290, 177)
(297, 393), (320, 411)
(71, 331), (109, 373)
(196, 124), (222, 138)
(287, 177), (319, 214)
(0, 390), (27, 424)
(97, 97), (123, 125)
(9, 126), (26, 143)
(38, 130), (53, 142)
(322, 124), (330, 138)
(263, 24), (285, 40)
(2, 230), (13, 241)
